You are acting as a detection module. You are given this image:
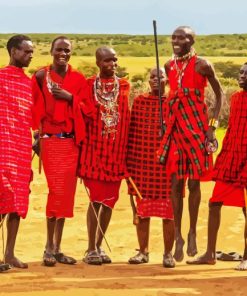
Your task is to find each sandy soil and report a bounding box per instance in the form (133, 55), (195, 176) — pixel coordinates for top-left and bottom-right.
(0, 168), (246, 296)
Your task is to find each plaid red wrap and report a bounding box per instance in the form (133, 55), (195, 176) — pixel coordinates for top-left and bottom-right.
(213, 91), (247, 187)
(157, 55), (213, 179)
(127, 94), (173, 219)
(210, 91), (247, 207)
(79, 77), (130, 182)
(0, 66), (32, 219)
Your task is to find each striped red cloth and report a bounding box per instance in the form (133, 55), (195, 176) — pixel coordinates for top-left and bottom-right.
(42, 138), (79, 218)
(127, 94), (173, 219)
(157, 55), (212, 179)
(79, 77), (130, 182)
(0, 66), (32, 219)
(213, 91), (247, 187)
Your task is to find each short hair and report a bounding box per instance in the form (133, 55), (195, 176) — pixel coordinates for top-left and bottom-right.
(6, 34), (31, 56)
(51, 35), (70, 51)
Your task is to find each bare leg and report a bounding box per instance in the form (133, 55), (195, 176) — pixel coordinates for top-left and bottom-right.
(163, 219), (175, 256)
(235, 207), (247, 271)
(45, 217), (56, 253)
(4, 213), (28, 268)
(87, 202), (101, 252)
(171, 174), (185, 261)
(186, 202), (222, 265)
(53, 218), (65, 253)
(96, 204), (112, 249)
(163, 219), (175, 268)
(187, 179), (201, 257)
(136, 217), (150, 254)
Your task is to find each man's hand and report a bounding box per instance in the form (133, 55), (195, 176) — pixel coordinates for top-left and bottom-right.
(51, 86), (73, 102)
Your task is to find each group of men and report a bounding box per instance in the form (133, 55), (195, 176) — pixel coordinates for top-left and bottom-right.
(0, 25), (247, 272)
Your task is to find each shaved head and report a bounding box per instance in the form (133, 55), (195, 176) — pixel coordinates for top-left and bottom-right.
(173, 26), (195, 43)
(96, 46), (116, 62)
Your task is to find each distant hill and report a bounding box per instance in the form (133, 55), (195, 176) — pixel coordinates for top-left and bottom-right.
(0, 33), (247, 57)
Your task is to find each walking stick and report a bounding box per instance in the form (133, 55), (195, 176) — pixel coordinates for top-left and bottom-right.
(83, 185), (111, 253)
(127, 177), (143, 225)
(244, 188), (247, 248)
(153, 20), (165, 137)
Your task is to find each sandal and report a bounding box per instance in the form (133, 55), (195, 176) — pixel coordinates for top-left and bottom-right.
(128, 251), (149, 264)
(83, 250), (102, 265)
(163, 253), (175, 268)
(43, 251), (56, 267)
(54, 253), (77, 265)
(0, 263), (11, 272)
(97, 247), (111, 264)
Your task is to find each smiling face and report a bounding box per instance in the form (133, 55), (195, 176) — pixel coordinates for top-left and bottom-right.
(96, 47), (118, 78)
(149, 68), (166, 96)
(238, 64), (247, 90)
(171, 27), (194, 57)
(51, 38), (71, 67)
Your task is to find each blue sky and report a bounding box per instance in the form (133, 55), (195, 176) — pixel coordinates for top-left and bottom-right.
(0, 0), (246, 35)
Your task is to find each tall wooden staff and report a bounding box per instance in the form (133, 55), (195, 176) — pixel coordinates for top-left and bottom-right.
(153, 20), (164, 137)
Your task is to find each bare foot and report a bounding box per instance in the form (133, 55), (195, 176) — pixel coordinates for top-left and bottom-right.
(235, 260), (247, 271)
(186, 253), (216, 265)
(173, 237), (185, 262)
(187, 232), (198, 257)
(5, 256), (28, 269)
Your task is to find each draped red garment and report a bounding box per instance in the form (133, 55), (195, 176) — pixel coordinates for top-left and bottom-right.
(32, 65), (95, 217)
(79, 76), (130, 209)
(210, 91), (247, 207)
(157, 55), (213, 180)
(127, 94), (173, 219)
(0, 66), (32, 219)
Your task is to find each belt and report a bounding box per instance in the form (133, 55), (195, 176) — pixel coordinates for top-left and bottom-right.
(41, 132), (74, 139)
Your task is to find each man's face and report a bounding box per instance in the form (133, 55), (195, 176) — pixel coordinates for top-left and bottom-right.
(171, 29), (192, 57)
(97, 49), (118, 78)
(51, 39), (71, 66)
(13, 40), (33, 67)
(149, 68), (166, 95)
(238, 64), (247, 90)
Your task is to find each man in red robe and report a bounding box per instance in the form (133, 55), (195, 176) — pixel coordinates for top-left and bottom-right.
(127, 68), (175, 268)
(157, 26), (223, 262)
(187, 63), (247, 270)
(0, 35), (33, 270)
(79, 46), (130, 265)
(32, 36), (95, 267)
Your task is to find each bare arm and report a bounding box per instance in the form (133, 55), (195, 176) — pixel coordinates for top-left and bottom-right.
(196, 58), (223, 119)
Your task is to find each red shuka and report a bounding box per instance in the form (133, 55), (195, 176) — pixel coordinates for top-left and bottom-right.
(210, 91), (247, 207)
(32, 65), (95, 144)
(157, 55), (212, 180)
(127, 94), (173, 219)
(79, 77), (130, 182)
(32, 65), (95, 218)
(0, 66), (32, 219)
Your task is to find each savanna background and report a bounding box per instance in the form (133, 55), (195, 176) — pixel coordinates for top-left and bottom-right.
(0, 33), (247, 296)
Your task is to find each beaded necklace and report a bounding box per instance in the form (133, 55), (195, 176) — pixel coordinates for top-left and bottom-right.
(94, 75), (120, 137)
(46, 68), (62, 93)
(173, 48), (196, 88)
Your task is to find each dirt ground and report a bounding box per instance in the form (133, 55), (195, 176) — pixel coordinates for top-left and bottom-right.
(0, 168), (246, 296)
